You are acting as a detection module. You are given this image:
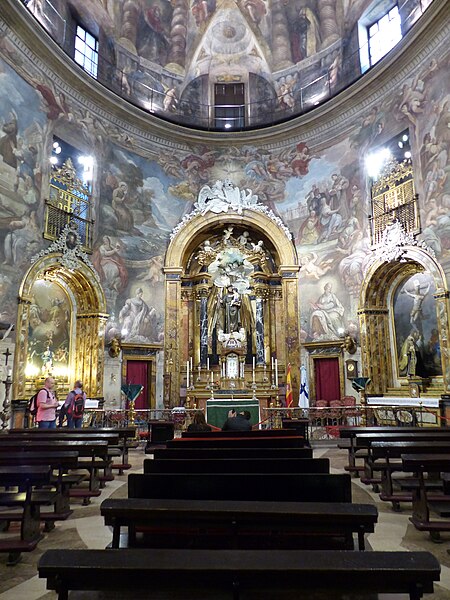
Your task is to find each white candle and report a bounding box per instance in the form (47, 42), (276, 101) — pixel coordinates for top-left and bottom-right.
(190, 357), (193, 372)
(252, 369), (255, 383)
(207, 357), (210, 371)
(7, 367), (12, 377)
(252, 356), (255, 370)
(186, 361), (190, 388)
(211, 370), (214, 383)
(271, 356), (274, 371)
(275, 359), (278, 387)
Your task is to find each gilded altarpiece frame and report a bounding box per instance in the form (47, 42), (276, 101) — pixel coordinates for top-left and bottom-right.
(15, 254), (107, 400)
(164, 209), (300, 408)
(359, 249), (450, 394)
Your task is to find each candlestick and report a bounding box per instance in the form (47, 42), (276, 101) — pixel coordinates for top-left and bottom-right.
(252, 369), (255, 383)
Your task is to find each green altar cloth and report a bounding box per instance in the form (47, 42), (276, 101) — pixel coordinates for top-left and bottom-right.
(206, 398), (260, 429)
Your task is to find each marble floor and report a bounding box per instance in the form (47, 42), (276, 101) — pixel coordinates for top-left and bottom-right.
(0, 445), (449, 599)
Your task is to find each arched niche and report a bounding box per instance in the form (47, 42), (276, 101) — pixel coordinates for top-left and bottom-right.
(15, 253), (108, 400)
(358, 247), (450, 394)
(164, 208), (300, 407)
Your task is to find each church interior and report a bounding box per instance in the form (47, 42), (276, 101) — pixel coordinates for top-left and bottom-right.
(1, 0), (450, 597)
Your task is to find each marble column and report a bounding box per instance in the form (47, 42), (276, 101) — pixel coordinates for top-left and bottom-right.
(271, 0), (293, 69)
(255, 295), (265, 366)
(167, 0), (189, 69)
(317, 0), (340, 48)
(200, 294), (208, 367)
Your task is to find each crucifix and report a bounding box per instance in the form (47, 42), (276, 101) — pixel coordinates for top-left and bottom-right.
(2, 348), (11, 366)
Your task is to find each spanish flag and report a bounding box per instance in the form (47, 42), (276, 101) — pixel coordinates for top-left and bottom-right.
(286, 363), (293, 409)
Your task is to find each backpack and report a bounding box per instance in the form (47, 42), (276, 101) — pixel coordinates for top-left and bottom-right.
(28, 389), (49, 416)
(69, 392), (85, 419)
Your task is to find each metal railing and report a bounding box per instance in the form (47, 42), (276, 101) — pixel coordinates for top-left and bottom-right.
(19, 0), (435, 131)
(83, 402), (441, 441)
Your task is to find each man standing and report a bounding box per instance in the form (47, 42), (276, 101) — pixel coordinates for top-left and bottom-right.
(36, 377), (59, 429)
(64, 380), (86, 429)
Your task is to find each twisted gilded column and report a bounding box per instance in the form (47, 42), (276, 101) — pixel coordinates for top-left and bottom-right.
(166, 0), (189, 71)
(317, 0), (340, 48)
(271, 0), (293, 69)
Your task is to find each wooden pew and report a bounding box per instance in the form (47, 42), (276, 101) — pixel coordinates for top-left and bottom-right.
(12, 427), (137, 474)
(166, 436), (304, 448)
(38, 548), (440, 600)
(355, 431), (450, 490)
(128, 473), (352, 502)
(0, 466), (54, 565)
(152, 447), (313, 460)
(143, 457), (329, 474)
(402, 453), (450, 541)
(370, 441), (450, 510)
(0, 451), (79, 529)
(181, 429), (300, 437)
(338, 426), (431, 477)
(0, 440), (110, 504)
(101, 497), (377, 551)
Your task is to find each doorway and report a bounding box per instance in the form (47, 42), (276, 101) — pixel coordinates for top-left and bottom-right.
(214, 83), (245, 129)
(314, 357), (341, 404)
(125, 360), (152, 409)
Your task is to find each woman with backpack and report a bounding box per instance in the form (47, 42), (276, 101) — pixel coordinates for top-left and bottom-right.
(63, 380), (86, 428)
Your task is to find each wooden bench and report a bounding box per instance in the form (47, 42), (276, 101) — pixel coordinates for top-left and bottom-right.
(0, 439), (110, 504)
(12, 427), (137, 473)
(0, 451), (79, 529)
(0, 465), (54, 565)
(38, 548), (440, 600)
(370, 441), (450, 510)
(355, 431), (450, 490)
(181, 429), (300, 437)
(338, 426), (432, 477)
(128, 472), (352, 502)
(101, 497), (377, 551)
(152, 447), (313, 460)
(402, 453), (450, 541)
(143, 457), (330, 474)
(166, 436), (304, 448)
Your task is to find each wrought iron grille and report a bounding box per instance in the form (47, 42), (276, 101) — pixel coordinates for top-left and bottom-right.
(369, 160), (419, 246)
(44, 159), (93, 250)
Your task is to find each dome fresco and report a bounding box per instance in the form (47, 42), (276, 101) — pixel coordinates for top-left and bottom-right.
(25, 0), (432, 129)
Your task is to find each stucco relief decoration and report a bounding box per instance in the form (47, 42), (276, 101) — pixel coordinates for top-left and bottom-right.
(170, 180), (292, 241)
(31, 222), (97, 273)
(373, 220), (435, 264)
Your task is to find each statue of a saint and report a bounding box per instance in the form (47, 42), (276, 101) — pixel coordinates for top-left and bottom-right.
(222, 286), (241, 333)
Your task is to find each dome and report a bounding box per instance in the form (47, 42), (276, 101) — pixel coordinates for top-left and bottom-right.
(23, 0), (431, 130)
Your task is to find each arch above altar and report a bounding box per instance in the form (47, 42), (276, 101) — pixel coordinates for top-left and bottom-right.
(163, 181), (300, 408)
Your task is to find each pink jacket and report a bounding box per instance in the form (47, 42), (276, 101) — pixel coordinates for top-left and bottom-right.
(36, 388), (58, 422)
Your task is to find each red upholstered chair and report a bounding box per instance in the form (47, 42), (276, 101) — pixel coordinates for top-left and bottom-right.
(315, 400), (328, 407)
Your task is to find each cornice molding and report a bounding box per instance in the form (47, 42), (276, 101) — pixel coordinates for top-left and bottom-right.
(0, 0), (448, 151)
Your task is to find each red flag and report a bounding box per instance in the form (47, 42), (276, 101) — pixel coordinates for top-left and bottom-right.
(286, 363), (293, 409)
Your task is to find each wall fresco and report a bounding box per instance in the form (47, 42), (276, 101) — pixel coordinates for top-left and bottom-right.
(0, 5), (448, 364)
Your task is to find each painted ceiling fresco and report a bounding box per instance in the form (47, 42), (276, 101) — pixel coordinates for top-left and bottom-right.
(25, 0), (433, 125)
